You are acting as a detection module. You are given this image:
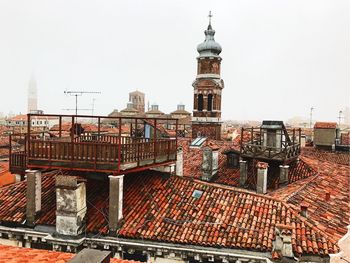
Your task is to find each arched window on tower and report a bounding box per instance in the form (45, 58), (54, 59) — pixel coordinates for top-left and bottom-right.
(207, 94), (213, 111)
(198, 94), (204, 111)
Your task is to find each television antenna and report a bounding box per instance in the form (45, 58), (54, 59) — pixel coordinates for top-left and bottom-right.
(64, 90), (101, 115)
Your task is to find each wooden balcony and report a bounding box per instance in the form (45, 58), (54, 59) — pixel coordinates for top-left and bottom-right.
(240, 125), (301, 163)
(9, 114), (179, 174)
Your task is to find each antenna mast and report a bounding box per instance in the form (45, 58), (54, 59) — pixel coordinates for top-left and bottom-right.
(64, 90), (101, 115)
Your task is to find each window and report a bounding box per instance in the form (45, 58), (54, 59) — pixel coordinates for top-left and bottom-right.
(207, 94), (213, 111)
(226, 152), (239, 168)
(198, 94), (203, 111)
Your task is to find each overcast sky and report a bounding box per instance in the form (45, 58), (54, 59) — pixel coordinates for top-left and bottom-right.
(0, 0), (349, 122)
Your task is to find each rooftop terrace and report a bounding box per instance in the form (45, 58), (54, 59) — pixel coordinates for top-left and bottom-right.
(9, 113), (179, 175)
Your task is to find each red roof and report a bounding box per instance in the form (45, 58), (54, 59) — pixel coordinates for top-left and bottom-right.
(269, 150), (350, 240)
(0, 170), (339, 256)
(0, 244), (139, 263)
(0, 244), (74, 263)
(314, 122), (337, 129)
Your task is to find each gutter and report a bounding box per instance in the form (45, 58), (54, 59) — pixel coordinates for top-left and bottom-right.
(86, 237), (272, 262)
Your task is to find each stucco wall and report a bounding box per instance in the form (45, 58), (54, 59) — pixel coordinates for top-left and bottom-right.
(314, 129), (336, 146)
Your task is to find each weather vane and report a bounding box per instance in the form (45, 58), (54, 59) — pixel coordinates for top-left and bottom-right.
(208, 11), (213, 25)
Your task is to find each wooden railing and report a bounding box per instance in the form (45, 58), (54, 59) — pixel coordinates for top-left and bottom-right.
(26, 137), (177, 172)
(9, 151), (27, 174)
(241, 143), (300, 161)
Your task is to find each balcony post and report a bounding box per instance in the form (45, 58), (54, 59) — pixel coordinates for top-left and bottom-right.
(153, 118), (157, 163)
(118, 117), (121, 173)
(59, 116), (62, 138)
(27, 114), (31, 161)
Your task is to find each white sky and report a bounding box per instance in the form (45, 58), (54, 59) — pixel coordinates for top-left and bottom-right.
(0, 0), (349, 122)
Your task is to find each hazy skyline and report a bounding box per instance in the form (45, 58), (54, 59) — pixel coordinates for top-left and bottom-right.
(0, 0), (349, 122)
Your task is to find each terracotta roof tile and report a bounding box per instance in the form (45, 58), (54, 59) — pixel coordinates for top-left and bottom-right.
(0, 170), (339, 256)
(314, 122), (337, 129)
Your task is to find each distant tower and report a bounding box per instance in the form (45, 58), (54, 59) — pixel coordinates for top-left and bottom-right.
(192, 12), (224, 140)
(28, 75), (38, 113)
(129, 90), (145, 113)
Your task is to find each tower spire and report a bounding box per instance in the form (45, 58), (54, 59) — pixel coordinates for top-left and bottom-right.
(208, 11), (212, 27)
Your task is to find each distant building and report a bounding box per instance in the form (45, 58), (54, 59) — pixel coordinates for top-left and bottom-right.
(170, 104), (191, 119)
(314, 122), (338, 150)
(120, 102), (139, 117)
(145, 104), (164, 118)
(27, 75), (38, 114)
(192, 18), (224, 140)
(129, 90), (145, 113)
(6, 114), (59, 133)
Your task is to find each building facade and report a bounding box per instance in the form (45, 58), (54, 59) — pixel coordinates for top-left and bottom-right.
(192, 18), (224, 140)
(129, 90), (145, 113)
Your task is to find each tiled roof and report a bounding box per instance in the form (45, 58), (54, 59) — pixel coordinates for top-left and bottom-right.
(0, 244), (73, 263)
(314, 122), (337, 129)
(0, 171), (339, 256)
(268, 156), (350, 241)
(0, 162), (15, 187)
(0, 244), (139, 263)
(340, 132), (350, 146)
(302, 148), (350, 166)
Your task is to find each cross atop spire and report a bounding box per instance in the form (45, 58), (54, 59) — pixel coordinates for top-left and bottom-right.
(208, 11), (213, 26)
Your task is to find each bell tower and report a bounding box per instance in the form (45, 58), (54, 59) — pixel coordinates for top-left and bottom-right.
(192, 12), (224, 140)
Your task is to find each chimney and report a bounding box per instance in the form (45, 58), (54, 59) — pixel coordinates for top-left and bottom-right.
(56, 175), (87, 236)
(300, 203), (308, 217)
(239, 160), (247, 187)
(279, 165), (289, 185)
(176, 147), (183, 176)
(256, 162), (268, 194)
(273, 224), (294, 258)
(201, 145), (219, 181)
(109, 175), (124, 235)
(69, 249), (111, 263)
(26, 170), (42, 226)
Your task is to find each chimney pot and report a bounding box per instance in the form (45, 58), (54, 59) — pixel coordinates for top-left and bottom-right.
(109, 174), (124, 235)
(176, 147), (183, 176)
(26, 170), (42, 227)
(256, 162), (268, 194)
(55, 175), (87, 236)
(201, 146), (218, 181)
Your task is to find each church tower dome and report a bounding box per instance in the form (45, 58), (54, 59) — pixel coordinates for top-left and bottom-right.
(197, 23), (222, 57)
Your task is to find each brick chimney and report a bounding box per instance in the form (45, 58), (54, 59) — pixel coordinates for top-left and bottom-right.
(256, 162), (268, 194)
(55, 175), (87, 236)
(201, 145), (219, 181)
(109, 175), (124, 235)
(279, 165), (289, 185)
(26, 170), (42, 227)
(239, 160), (247, 187)
(273, 224), (294, 258)
(176, 147), (183, 176)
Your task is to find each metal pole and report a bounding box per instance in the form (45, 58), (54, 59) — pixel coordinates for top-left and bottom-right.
(75, 94), (78, 116)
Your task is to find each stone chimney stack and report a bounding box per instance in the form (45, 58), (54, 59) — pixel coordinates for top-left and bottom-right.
(176, 147), (183, 176)
(26, 170), (42, 226)
(109, 175), (124, 235)
(273, 224), (294, 258)
(56, 175), (87, 236)
(201, 145), (219, 181)
(256, 162), (268, 194)
(279, 165), (289, 185)
(239, 160), (247, 187)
